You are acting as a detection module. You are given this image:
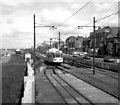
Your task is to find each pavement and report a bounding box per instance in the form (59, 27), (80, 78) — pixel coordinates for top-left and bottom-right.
(60, 63), (119, 99)
(57, 72), (118, 104)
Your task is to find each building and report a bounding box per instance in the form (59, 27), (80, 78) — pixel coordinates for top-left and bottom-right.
(65, 36), (84, 54)
(90, 26), (120, 56)
(82, 37), (90, 52)
(66, 36), (76, 53)
(75, 36), (84, 52)
(52, 40), (64, 49)
(106, 27), (119, 56)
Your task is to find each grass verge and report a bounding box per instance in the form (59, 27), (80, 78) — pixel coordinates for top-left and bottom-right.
(2, 54), (26, 104)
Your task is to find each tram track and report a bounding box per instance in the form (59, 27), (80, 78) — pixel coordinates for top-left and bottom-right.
(36, 52), (118, 80)
(44, 65), (118, 104)
(35, 53), (119, 103)
(57, 65), (119, 100)
(45, 66), (94, 105)
(37, 54), (120, 79)
(60, 63), (118, 89)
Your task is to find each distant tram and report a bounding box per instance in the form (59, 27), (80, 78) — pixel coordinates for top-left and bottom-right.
(15, 49), (21, 55)
(46, 48), (63, 64)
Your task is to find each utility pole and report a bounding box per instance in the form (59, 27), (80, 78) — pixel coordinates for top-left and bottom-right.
(93, 17), (95, 74)
(59, 32), (60, 50)
(33, 14), (36, 74)
(50, 38), (52, 48)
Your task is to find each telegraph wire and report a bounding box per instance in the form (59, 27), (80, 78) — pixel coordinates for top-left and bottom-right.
(57, 0), (92, 27)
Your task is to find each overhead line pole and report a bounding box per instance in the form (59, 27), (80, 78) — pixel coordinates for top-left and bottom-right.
(50, 38), (52, 48)
(93, 17), (95, 74)
(33, 14), (36, 74)
(59, 32), (60, 50)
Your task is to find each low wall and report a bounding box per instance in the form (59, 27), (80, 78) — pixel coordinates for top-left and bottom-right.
(64, 57), (118, 72)
(22, 60), (35, 104)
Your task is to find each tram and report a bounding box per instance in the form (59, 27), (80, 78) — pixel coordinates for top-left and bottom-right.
(46, 48), (63, 64)
(15, 49), (21, 55)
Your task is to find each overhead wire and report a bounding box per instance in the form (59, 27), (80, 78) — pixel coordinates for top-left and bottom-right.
(57, 0), (92, 27)
(95, 11), (120, 23)
(80, 11), (120, 28)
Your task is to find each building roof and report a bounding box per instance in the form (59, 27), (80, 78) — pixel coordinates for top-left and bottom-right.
(83, 37), (90, 41)
(111, 27), (118, 37)
(76, 36), (84, 40)
(66, 36), (76, 41)
(90, 27), (118, 38)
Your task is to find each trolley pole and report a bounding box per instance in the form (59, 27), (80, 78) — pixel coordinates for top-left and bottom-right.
(93, 17), (95, 74)
(59, 32), (60, 50)
(33, 14), (36, 74)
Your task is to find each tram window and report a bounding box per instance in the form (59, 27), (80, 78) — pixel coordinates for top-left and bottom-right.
(55, 53), (60, 57)
(53, 53), (55, 58)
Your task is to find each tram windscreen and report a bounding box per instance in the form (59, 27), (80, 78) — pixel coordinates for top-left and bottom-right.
(55, 53), (61, 57)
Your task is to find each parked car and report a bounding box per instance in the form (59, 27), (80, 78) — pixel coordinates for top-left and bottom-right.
(78, 52), (90, 59)
(103, 56), (114, 62)
(72, 52), (79, 57)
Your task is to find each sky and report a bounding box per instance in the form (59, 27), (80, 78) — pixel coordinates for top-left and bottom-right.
(0, 0), (119, 49)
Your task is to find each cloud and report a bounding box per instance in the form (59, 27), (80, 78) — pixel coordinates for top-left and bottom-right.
(1, 29), (34, 48)
(1, 0), (119, 48)
(6, 19), (14, 24)
(41, 8), (71, 25)
(1, 4), (15, 15)
(1, 0), (34, 7)
(94, 2), (117, 12)
(113, 0), (120, 2)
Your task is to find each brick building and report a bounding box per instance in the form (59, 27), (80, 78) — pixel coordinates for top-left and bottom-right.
(75, 36), (84, 52)
(90, 26), (120, 56)
(65, 36), (84, 54)
(82, 37), (90, 52)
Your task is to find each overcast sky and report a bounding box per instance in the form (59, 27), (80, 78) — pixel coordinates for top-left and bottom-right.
(0, 0), (119, 49)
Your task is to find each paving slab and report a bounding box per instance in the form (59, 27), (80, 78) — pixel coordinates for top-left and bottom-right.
(58, 73), (118, 104)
